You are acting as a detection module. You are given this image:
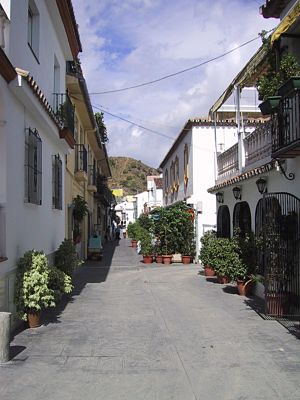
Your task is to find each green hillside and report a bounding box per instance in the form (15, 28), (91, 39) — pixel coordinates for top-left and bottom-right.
(108, 157), (160, 196)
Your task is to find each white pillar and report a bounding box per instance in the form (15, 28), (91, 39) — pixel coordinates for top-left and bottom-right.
(0, 312), (11, 363)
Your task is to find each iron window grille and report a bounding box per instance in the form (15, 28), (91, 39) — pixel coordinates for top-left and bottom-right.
(52, 154), (62, 210)
(25, 128), (42, 205)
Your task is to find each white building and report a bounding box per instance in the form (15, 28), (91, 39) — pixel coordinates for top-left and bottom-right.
(0, 0), (81, 319)
(114, 196), (136, 231)
(208, 0), (300, 318)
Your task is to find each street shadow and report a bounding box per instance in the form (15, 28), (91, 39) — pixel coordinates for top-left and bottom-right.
(244, 296), (300, 340)
(222, 285), (238, 295)
(9, 345), (27, 359)
(205, 277), (219, 284)
(41, 239), (120, 326)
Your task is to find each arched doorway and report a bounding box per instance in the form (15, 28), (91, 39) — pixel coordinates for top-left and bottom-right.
(255, 193), (300, 318)
(217, 205), (230, 238)
(233, 201), (251, 235)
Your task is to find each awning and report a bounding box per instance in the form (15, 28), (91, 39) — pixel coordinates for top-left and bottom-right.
(209, 44), (268, 115)
(271, 1), (300, 44)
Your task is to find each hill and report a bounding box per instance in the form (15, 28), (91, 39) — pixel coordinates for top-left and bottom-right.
(108, 157), (160, 196)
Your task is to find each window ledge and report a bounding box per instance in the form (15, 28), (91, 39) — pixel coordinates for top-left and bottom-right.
(0, 257), (8, 263)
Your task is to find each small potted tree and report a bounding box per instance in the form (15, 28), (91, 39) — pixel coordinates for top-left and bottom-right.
(199, 230), (217, 276)
(140, 229), (154, 264)
(15, 250), (56, 328)
(72, 195), (88, 244)
(127, 222), (138, 248)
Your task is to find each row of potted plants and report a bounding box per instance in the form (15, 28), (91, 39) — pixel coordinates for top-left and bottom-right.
(127, 202), (196, 264)
(199, 229), (261, 296)
(256, 31), (300, 115)
(14, 239), (82, 328)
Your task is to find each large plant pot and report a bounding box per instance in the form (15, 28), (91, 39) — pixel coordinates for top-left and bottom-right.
(27, 311), (41, 328)
(265, 292), (290, 316)
(143, 255), (153, 264)
(217, 275), (230, 284)
(259, 96), (281, 116)
(237, 279), (253, 296)
(181, 255), (191, 264)
(131, 239), (137, 248)
(156, 255), (163, 263)
(204, 265), (215, 277)
(278, 76), (300, 96)
(162, 255), (173, 265)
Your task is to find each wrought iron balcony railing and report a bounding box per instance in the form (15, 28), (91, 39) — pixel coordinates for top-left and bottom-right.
(271, 88), (300, 158)
(53, 92), (75, 136)
(244, 121), (272, 166)
(75, 144), (87, 173)
(95, 175), (114, 206)
(217, 143), (238, 179)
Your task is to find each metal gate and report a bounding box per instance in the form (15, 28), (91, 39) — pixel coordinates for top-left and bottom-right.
(256, 192), (300, 318)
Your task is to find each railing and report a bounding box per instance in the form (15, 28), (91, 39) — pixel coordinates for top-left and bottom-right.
(217, 143), (238, 179)
(244, 121), (272, 166)
(53, 92), (75, 136)
(75, 144), (87, 172)
(88, 165), (96, 186)
(272, 89), (300, 157)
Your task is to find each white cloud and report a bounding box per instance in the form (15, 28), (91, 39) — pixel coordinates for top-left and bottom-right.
(72, 0), (276, 168)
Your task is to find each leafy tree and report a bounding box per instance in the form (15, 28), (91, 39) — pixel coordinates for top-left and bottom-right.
(95, 112), (109, 143)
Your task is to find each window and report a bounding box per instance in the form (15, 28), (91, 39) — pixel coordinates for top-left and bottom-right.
(27, 0), (40, 61)
(25, 128), (42, 205)
(217, 205), (231, 238)
(233, 201), (251, 235)
(174, 156), (179, 191)
(164, 169), (169, 195)
(52, 154), (62, 210)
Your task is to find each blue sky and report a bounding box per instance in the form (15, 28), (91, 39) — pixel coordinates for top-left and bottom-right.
(72, 0), (276, 168)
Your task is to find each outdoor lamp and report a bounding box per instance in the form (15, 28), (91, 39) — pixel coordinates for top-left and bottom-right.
(216, 192), (224, 203)
(232, 186), (242, 200)
(256, 177), (267, 194)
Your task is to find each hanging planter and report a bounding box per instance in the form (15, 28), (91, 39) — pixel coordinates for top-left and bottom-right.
(259, 96), (281, 115)
(278, 76), (300, 96)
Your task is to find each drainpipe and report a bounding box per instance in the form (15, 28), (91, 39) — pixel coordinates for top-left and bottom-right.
(236, 85), (245, 173)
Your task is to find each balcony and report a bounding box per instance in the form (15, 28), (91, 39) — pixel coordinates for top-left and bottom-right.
(87, 165), (97, 192)
(272, 88), (300, 159)
(95, 175), (115, 207)
(244, 121), (272, 168)
(74, 144), (87, 182)
(217, 143), (238, 181)
(53, 92), (75, 148)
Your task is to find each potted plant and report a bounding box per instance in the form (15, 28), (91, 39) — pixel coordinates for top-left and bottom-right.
(256, 32), (300, 114)
(140, 229), (153, 264)
(127, 222), (138, 247)
(72, 195), (88, 244)
(210, 237), (243, 284)
(15, 250), (56, 328)
(48, 266), (73, 303)
(199, 230), (217, 276)
(55, 238), (82, 277)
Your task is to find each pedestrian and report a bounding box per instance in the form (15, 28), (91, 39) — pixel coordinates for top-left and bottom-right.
(115, 225), (121, 240)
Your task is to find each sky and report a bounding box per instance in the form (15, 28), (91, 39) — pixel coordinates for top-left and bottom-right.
(72, 0), (277, 168)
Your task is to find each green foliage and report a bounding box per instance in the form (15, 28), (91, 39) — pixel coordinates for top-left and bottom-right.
(152, 202), (195, 255)
(73, 195), (88, 222)
(48, 266), (73, 303)
(127, 222), (138, 239)
(15, 250), (55, 320)
(55, 239), (82, 276)
(137, 213), (153, 231)
(232, 228), (258, 279)
(199, 230), (217, 266)
(210, 238), (245, 281)
(139, 228), (153, 256)
(95, 112), (109, 143)
(256, 32), (300, 100)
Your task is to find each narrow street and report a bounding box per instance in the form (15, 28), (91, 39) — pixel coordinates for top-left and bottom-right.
(1, 239), (300, 400)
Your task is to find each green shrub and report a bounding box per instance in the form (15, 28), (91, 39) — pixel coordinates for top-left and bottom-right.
(199, 230), (217, 266)
(48, 266), (73, 303)
(139, 229), (153, 256)
(211, 238), (245, 281)
(15, 250), (55, 321)
(55, 239), (82, 276)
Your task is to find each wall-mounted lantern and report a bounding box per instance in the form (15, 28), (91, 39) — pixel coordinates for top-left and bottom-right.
(216, 192), (224, 203)
(232, 186), (242, 200)
(256, 177), (267, 194)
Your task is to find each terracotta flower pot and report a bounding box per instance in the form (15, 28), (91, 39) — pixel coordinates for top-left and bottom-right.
(204, 265), (215, 277)
(131, 240), (137, 248)
(236, 279), (253, 296)
(156, 255), (163, 263)
(143, 255), (153, 264)
(27, 311), (41, 328)
(162, 255), (173, 265)
(181, 255), (191, 264)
